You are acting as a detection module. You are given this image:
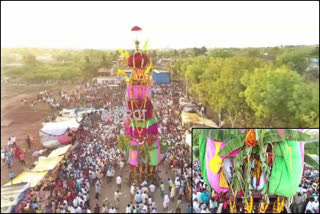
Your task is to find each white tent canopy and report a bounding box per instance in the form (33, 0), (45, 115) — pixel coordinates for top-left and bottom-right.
(40, 118), (81, 136)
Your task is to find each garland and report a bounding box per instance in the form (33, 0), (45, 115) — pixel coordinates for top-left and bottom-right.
(245, 196), (253, 213)
(259, 201), (268, 213)
(277, 196), (285, 213)
(130, 81), (149, 138)
(272, 201), (277, 213)
(272, 196), (285, 213)
(229, 199), (237, 213)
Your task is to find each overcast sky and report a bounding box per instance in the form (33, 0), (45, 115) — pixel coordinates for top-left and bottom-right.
(1, 1), (319, 50)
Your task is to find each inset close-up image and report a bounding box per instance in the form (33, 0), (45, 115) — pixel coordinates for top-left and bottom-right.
(192, 129), (319, 213)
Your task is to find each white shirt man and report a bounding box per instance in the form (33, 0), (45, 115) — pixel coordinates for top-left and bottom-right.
(119, 161), (124, 169)
(148, 197), (152, 205)
(114, 191), (122, 202)
(142, 192), (148, 203)
(68, 205), (76, 213)
(149, 184), (156, 193)
(141, 180), (148, 186)
(160, 183), (165, 193)
(175, 179), (181, 189)
(116, 176), (122, 185)
(75, 206), (82, 213)
(107, 169), (112, 177)
(101, 205), (108, 213)
(126, 205), (132, 213)
(7, 137), (13, 146)
(201, 207), (210, 213)
(109, 207), (116, 213)
(143, 204), (148, 211)
(130, 184), (135, 196)
(193, 199), (201, 213)
(305, 199), (319, 213)
(141, 186), (149, 194)
(72, 198), (78, 208)
(197, 191), (202, 202)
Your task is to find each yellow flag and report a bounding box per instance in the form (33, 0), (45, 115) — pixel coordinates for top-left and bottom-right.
(125, 50), (130, 59)
(145, 61), (153, 74)
(117, 69), (126, 77)
(119, 48), (124, 56)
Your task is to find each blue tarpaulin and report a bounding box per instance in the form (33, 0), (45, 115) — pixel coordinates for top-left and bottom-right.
(152, 70), (171, 84)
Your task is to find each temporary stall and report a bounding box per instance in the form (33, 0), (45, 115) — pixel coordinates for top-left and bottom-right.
(48, 145), (72, 158)
(4, 171), (48, 187)
(31, 156), (64, 172)
(1, 182), (30, 213)
(39, 118), (81, 148)
(40, 118), (80, 136)
(152, 70), (171, 84)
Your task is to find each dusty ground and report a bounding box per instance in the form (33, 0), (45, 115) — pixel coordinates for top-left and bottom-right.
(1, 83), (76, 185)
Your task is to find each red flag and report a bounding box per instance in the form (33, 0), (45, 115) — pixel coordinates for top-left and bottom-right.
(131, 26), (142, 31)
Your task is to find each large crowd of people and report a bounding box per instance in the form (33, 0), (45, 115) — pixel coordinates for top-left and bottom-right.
(7, 80), (192, 213)
(192, 159), (319, 213)
(293, 166), (319, 213)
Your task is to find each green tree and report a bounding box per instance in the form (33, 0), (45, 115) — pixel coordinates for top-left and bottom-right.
(192, 57), (266, 127)
(185, 57), (209, 85)
(276, 50), (309, 74)
(291, 83), (319, 127)
(241, 66), (304, 127)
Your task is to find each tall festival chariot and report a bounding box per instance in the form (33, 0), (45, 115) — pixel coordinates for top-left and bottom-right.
(117, 26), (162, 184)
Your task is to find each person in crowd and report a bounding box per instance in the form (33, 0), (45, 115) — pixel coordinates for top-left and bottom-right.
(116, 175), (122, 190)
(163, 194), (170, 211)
(9, 171), (14, 184)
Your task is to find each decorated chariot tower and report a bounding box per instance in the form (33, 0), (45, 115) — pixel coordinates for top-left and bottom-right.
(118, 26), (162, 183)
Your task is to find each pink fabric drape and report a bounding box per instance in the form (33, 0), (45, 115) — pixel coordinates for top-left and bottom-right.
(205, 138), (229, 193)
(127, 84), (151, 99)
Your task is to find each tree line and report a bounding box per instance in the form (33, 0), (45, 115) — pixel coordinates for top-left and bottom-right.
(170, 45), (319, 128)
